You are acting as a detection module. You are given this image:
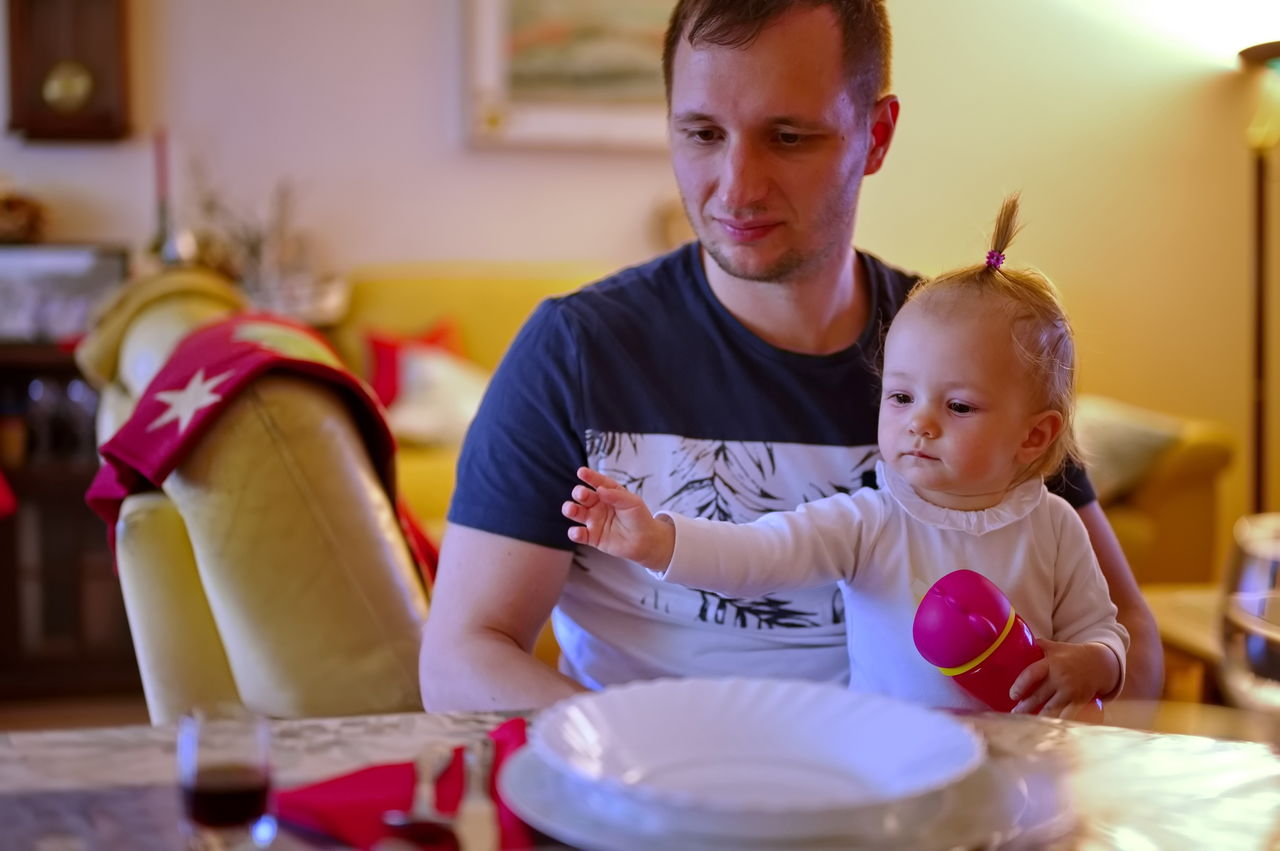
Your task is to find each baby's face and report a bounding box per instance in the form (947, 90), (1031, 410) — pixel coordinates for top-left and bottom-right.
(877, 295), (1050, 509)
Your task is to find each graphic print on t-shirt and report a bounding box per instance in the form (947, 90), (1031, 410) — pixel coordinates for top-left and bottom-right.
(582, 429), (878, 630)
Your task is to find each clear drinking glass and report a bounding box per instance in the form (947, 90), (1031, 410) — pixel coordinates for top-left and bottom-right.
(177, 704), (275, 849)
(1220, 514), (1280, 714)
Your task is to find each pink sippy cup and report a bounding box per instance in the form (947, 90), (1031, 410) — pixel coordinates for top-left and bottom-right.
(913, 569), (1101, 714)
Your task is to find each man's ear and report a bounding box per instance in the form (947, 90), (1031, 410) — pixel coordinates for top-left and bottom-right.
(1016, 410), (1064, 465)
(864, 95), (899, 176)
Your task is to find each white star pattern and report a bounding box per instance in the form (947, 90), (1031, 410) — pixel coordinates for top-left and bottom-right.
(146, 368), (232, 434)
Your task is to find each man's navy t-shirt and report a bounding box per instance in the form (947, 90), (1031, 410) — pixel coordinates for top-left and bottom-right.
(449, 242), (1095, 688)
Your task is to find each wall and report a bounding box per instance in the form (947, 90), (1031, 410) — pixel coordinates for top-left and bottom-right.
(1, 0), (1271, 564)
(866, 2), (1263, 565)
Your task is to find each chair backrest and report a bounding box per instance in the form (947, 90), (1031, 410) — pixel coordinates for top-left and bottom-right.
(83, 269), (431, 720)
(164, 374), (429, 718)
(115, 492), (239, 724)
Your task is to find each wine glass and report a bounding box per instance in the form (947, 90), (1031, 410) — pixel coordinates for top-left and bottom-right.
(1220, 514), (1280, 715)
(177, 704), (275, 849)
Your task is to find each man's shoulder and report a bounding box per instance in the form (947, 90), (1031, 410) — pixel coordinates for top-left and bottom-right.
(530, 243), (707, 347)
(859, 250), (921, 316)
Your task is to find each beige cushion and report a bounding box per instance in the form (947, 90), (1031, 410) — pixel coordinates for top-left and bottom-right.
(386, 347), (489, 446)
(1077, 395), (1181, 504)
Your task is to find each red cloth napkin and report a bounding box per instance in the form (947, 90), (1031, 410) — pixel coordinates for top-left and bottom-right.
(275, 717), (534, 850)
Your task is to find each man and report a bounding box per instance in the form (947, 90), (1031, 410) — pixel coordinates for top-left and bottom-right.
(420, 0), (1161, 710)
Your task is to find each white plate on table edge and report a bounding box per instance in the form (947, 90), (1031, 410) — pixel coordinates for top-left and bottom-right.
(498, 743), (1057, 851)
(529, 677), (986, 828)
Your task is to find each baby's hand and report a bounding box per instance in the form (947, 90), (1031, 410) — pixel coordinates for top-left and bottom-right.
(1008, 639), (1119, 718)
(562, 467), (675, 571)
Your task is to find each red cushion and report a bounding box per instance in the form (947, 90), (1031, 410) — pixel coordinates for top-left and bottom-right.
(365, 319), (465, 407)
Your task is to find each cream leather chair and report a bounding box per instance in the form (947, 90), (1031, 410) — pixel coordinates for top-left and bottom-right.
(78, 268), (429, 723)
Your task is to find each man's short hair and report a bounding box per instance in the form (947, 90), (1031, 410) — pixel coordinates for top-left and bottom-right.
(661, 0), (892, 111)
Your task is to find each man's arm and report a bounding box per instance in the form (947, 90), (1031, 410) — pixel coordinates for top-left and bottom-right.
(1075, 501), (1164, 700)
(419, 523), (586, 711)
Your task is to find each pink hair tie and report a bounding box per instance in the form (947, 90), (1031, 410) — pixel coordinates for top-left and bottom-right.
(985, 250), (1005, 269)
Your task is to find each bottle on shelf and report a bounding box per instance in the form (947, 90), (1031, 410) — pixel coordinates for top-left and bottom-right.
(146, 127), (196, 269)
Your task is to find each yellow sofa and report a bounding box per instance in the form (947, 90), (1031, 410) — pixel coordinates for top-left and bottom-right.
(327, 265), (1235, 589)
(1072, 397), (1235, 586)
(327, 262), (608, 538)
(1096, 424), (1234, 585)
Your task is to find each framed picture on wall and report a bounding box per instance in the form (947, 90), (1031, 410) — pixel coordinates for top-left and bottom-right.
(466, 0), (674, 151)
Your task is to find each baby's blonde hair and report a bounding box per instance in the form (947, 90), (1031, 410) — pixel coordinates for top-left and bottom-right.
(905, 194), (1079, 481)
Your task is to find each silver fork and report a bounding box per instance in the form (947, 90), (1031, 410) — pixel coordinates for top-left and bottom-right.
(382, 742), (458, 840)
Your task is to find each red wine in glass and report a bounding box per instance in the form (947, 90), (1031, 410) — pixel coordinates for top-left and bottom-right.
(182, 763), (270, 828)
(177, 704), (273, 847)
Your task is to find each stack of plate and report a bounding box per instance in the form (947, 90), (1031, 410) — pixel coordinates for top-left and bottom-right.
(498, 677), (1033, 850)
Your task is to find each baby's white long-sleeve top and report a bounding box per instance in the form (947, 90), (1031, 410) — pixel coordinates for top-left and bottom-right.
(656, 461), (1129, 710)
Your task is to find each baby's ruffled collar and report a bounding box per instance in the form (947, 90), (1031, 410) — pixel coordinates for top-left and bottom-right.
(877, 460), (1043, 535)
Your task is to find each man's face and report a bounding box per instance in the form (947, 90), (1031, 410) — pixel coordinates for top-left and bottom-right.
(667, 5), (893, 284)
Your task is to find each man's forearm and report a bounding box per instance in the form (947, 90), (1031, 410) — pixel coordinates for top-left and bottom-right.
(419, 625), (585, 712)
(420, 525), (583, 712)
(1114, 601), (1163, 700)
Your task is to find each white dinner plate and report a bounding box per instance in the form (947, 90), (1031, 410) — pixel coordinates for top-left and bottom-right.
(529, 678), (985, 840)
(499, 743), (1048, 851)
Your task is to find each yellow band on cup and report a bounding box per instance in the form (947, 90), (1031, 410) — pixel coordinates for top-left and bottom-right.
(937, 608), (1017, 677)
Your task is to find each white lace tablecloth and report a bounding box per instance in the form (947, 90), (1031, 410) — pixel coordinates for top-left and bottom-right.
(0, 708), (1277, 850)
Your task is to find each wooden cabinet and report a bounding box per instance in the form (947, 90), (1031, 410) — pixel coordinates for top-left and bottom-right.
(0, 245), (139, 700)
(0, 352), (139, 699)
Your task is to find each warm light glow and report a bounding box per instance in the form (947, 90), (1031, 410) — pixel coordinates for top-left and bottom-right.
(1084, 0), (1280, 68)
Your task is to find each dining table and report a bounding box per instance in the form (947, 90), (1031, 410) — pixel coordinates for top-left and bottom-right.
(1, 700), (1278, 850)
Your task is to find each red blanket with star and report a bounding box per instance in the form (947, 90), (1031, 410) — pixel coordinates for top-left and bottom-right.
(86, 313), (437, 578)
